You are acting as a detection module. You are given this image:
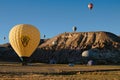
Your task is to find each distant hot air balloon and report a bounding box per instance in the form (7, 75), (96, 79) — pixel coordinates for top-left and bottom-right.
(43, 34), (46, 38)
(52, 40), (57, 45)
(4, 37), (6, 40)
(88, 3), (93, 10)
(9, 24), (40, 65)
(72, 26), (77, 32)
(82, 50), (89, 57)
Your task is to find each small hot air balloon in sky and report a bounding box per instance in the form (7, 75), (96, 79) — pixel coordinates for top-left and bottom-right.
(72, 26), (77, 32)
(4, 37), (6, 40)
(88, 3), (93, 10)
(9, 24), (40, 65)
(52, 40), (57, 46)
(43, 34), (46, 39)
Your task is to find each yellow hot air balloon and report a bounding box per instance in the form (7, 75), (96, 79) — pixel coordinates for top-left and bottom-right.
(9, 24), (40, 65)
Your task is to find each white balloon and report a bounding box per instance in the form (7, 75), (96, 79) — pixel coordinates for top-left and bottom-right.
(82, 50), (89, 57)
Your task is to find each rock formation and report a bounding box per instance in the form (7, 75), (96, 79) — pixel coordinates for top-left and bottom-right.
(0, 31), (120, 65)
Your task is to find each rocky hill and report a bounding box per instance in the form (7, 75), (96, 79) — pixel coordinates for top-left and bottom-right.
(0, 31), (120, 65)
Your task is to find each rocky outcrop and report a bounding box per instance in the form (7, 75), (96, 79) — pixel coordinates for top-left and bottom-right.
(36, 31), (120, 64)
(0, 31), (120, 64)
(0, 43), (20, 61)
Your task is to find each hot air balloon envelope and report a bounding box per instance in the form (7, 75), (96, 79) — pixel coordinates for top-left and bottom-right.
(88, 3), (93, 10)
(52, 41), (57, 45)
(72, 26), (77, 32)
(4, 37), (6, 40)
(82, 50), (89, 57)
(9, 24), (40, 65)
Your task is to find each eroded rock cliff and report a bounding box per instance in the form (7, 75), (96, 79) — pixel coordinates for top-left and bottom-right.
(0, 31), (120, 64)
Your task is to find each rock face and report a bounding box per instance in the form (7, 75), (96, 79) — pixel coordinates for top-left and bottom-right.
(0, 43), (20, 61)
(0, 31), (120, 64)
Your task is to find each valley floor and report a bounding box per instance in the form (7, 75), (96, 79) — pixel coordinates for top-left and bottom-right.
(0, 62), (119, 80)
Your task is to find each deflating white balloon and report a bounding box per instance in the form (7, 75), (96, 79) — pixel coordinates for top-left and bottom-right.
(82, 50), (89, 57)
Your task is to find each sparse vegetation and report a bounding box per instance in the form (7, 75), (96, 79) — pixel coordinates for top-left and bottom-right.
(0, 63), (119, 80)
(0, 70), (120, 80)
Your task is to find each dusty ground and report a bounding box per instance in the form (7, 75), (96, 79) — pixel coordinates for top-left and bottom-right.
(0, 62), (120, 80)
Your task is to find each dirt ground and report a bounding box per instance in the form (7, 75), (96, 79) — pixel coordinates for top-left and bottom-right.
(0, 62), (120, 80)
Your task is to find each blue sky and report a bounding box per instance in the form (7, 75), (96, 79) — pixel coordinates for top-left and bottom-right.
(0, 0), (120, 44)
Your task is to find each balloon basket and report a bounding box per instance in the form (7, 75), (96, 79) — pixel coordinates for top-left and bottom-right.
(22, 62), (28, 66)
(20, 57), (29, 66)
